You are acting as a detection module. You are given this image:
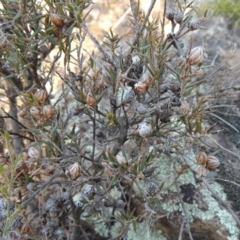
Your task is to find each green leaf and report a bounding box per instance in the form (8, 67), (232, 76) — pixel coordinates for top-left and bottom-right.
(107, 151), (118, 167)
(0, 165), (4, 174)
(70, 124), (76, 136)
(64, 22), (75, 35)
(50, 119), (59, 135)
(27, 14), (45, 23)
(110, 173), (119, 185)
(77, 89), (86, 103)
(77, 12), (82, 23)
(48, 35), (59, 45)
(24, 174), (34, 183)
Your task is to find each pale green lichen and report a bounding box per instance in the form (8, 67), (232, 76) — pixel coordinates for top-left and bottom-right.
(158, 149), (239, 239)
(94, 215), (168, 240)
(127, 222), (168, 240)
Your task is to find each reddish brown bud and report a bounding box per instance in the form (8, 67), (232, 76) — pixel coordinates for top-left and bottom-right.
(50, 13), (64, 27)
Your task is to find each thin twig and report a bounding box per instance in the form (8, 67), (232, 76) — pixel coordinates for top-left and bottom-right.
(23, 173), (60, 207)
(1, 108), (28, 130)
(127, 0), (157, 55)
(81, 22), (114, 66)
(5, 131), (34, 141)
(209, 112), (239, 133)
(210, 136), (240, 161)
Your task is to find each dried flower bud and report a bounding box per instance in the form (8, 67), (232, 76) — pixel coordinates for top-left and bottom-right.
(38, 45), (49, 54)
(115, 199), (126, 209)
(134, 81), (147, 93)
(181, 100), (190, 115)
(28, 146), (40, 159)
(34, 89), (48, 102)
(116, 154), (127, 165)
(187, 45), (207, 66)
(174, 11), (184, 24)
(197, 165), (209, 177)
(206, 156), (220, 170)
(50, 13), (64, 27)
(18, 108), (27, 117)
(196, 152), (208, 165)
(29, 106), (42, 118)
(165, 7), (175, 21)
(42, 105), (55, 119)
(187, 17), (205, 31)
(86, 91), (96, 106)
(66, 162), (82, 179)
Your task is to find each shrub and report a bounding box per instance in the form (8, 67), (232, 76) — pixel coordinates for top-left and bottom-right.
(0, 0), (239, 239)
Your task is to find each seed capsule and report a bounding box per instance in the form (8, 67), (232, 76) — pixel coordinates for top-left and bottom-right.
(66, 162), (82, 180)
(28, 146), (40, 159)
(187, 45), (207, 66)
(206, 156), (220, 170)
(115, 199), (126, 209)
(197, 165), (209, 177)
(187, 17), (205, 31)
(34, 89), (48, 102)
(29, 106), (42, 118)
(196, 152), (208, 165)
(18, 108), (28, 117)
(42, 105), (55, 119)
(165, 7), (174, 21)
(38, 45), (49, 54)
(174, 11), (184, 24)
